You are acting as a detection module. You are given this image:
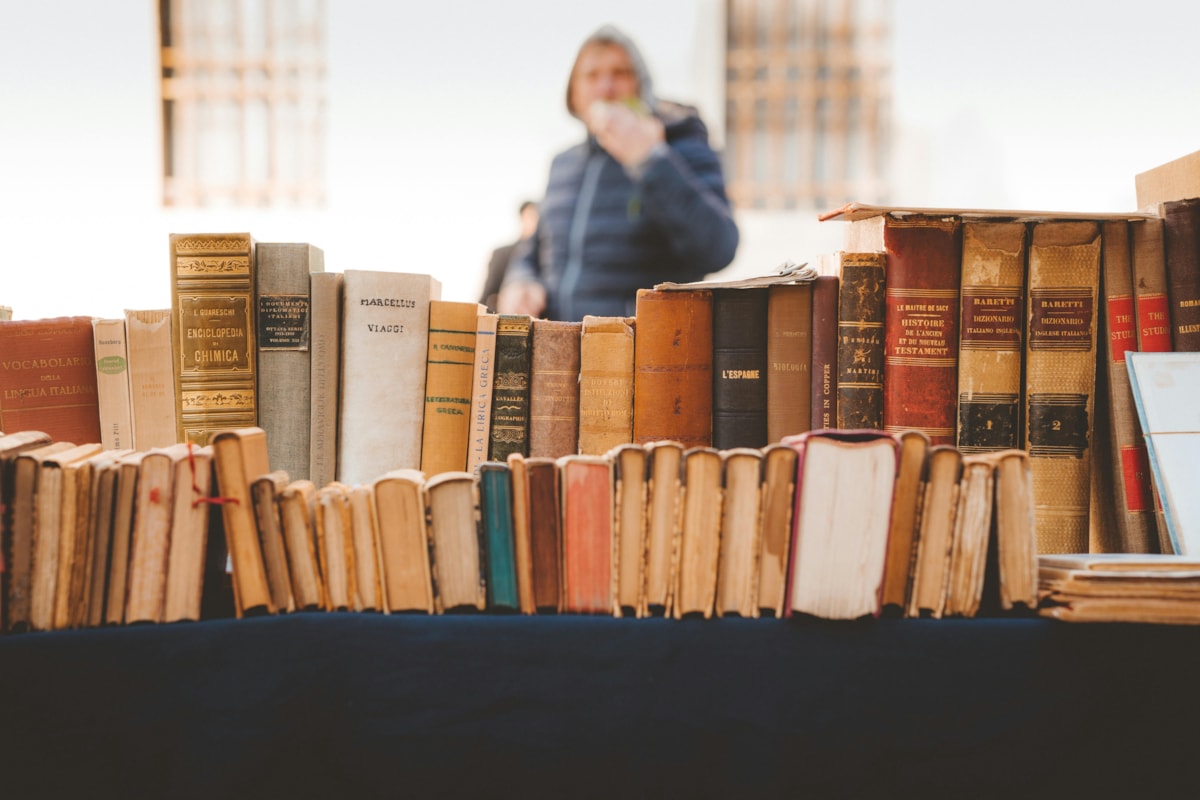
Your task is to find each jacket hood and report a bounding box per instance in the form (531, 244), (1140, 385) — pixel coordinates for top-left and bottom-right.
(566, 24), (656, 118)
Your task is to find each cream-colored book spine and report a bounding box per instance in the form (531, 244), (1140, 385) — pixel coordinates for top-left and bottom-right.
(92, 318), (134, 451)
(124, 309), (178, 450)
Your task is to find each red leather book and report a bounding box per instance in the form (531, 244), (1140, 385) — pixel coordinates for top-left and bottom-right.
(0, 317), (102, 444)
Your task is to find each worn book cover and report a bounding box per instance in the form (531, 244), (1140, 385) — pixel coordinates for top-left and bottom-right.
(766, 283), (812, 442)
(125, 448), (178, 624)
(1160, 198), (1200, 351)
(256, 242), (325, 483)
(421, 301), (481, 477)
(524, 457), (562, 612)
(250, 470), (295, 614)
(633, 289), (712, 448)
(716, 448), (763, 618)
(643, 440), (683, 616)
(163, 443), (213, 623)
(505, 452), (537, 614)
(478, 462), (519, 612)
(835, 252), (886, 430)
(577, 316), (634, 455)
(169, 233), (257, 445)
(943, 456), (994, 618)
(809, 275), (839, 431)
(757, 442), (797, 617)
(559, 454), (614, 615)
(315, 483), (356, 611)
(675, 447), (722, 619)
(348, 486), (383, 612)
(611, 443), (647, 616)
(881, 428), (930, 612)
(211, 427), (274, 615)
(465, 312), (499, 473)
(124, 309), (179, 450)
(712, 288), (768, 449)
(907, 445), (963, 618)
(105, 451), (146, 625)
(425, 471), (485, 613)
(82, 449), (126, 627)
(529, 320), (582, 459)
(0, 316), (102, 444)
(278, 479), (328, 611)
(371, 469), (432, 613)
(488, 314), (533, 463)
(92, 318), (134, 451)
(7, 441), (73, 630)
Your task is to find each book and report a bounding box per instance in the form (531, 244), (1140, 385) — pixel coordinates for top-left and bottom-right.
(91, 318), (134, 451)
(766, 283), (812, 442)
(990, 448), (1038, 611)
(711, 288), (768, 449)
(524, 457), (562, 612)
(0, 431), (53, 628)
(277, 479), (327, 611)
(348, 485), (383, 612)
(577, 316), (635, 456)
(0, 306), (10, 320)
(956, 221), (1027, 452)
(425, 471), (485, 613)
(906, 445), (963, 618)
(64, 448), (131, 629)
(942, 455), (995, 617)
(315, 483), (355, 611)
(716, 447), (762, 618)
(1097, 220), (1157, 553)
(1127, 351), (1200, 555)
(505, 453), (537, 614)
(250, 470), (295, 614)
(1024, 221), (1102, 554)
(756, 442), (797, 617)
(168, 233), (258, 445)
(210, 427), (274, 615)
(558, 454), (614, 615)
(643, 440), (683, 615)
(848, 213), (963, 444)
(529, 320), (582, 459)
(255, 242), (325, 483)
(611, 443), (647, 616)
(478, 461), (519, 612)
(105, 451), (146, 625)
(0, 316), (102, 444)
(337, 270), (442, 485)
(163, 443), (213, 623)
(7, 441), (74, 630)
(653, 264), (818, 290)
(465, 312), (498, 473)
(810, 275), (839, 431)
(1160, 198), (1200, 351)
(834, 252), (887, 430)
(783, 430), (898, 620)
(1135, 147), (1200, 209)
(371, 469), (432, 613)
(308, 272), (343, 490)
(488, 314), (533, 463)
(81, 449), (127, 627)
(880, 428), (930, 612)
(674, 446), (722, 619)
(421, 300), (481, 477)
(632, 289), (713, 448)
(124, 309), (179, 450)
(125, 447), (179, 624)
(1038, 553), (1200, 624)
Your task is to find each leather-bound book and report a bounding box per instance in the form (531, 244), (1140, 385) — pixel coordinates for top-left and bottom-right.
(529, 320), (582, 459)
(478, 461), (519, 612)
(642, 440), (683, 616)
(370, 470), (432, 613)
(523, 457), (562, 612)
(835, 252), (886, 430)
(558, 454), (614, 615)
(715, 448), (762, 618)
(91, 317), (134, 451)
(577, 316), (634, 455)
(674, 446), (722, 619)
(7, 442), (73, 630)
(465, 312), (498, 473)
(1024, 221), (1102, 554)
(168, 233), (257, 445)
(880, 428), (930, 613)
(757, 443), (797, 617)
(957, 221), (1027, 452)
(124, 309), (179, 450)
(425, 471), (485, 613)
(315, 483), (356, 611)
(632, 289), (712, 448)
(255, 243), (324, 483)
(347, 486), (383, 612)
(488, 314), (533, 462)
(611, 443), (647, 617)
(809, 275), (839, 431)
(250, 470), (295, 614)
(210, 427), (275, 616)
(338, 270), (441, 485)
(711, 288), (768, 449)
(278, 479), (328, 611)
(767, 283), (812, 443)
(1161, 197), (1200, 351)
(0, 316), (102, 444)
(421, 300), (481, 477)
(163, 443), (214, 623)
(307, 272), (342, 490)
(125, 448), (180, 624)
(848, 214), (963, 444)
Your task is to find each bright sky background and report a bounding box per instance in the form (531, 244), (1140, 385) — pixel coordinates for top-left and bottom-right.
(1, 1), (1199, 321)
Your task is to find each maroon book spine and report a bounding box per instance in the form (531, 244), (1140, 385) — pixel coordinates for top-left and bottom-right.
(809, 276), (839, 431)
(1161, 198), (1200, 352)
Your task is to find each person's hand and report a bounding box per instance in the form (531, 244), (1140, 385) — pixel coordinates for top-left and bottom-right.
(586, 100), (665, 168)
(498, 281), (546, 317)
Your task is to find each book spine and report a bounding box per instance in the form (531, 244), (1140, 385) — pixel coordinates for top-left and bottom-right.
(956, 221), (1027, 452)
(835, 253), (886, 431)
(0, 317), (102, 444)
(308, 272), (342, 490)
(632, 289), (713, 448)
(256, 243), (324, 483)
(465, 313), (498, 473)
(421, 301), (479, 477)
(169, 233), (258, 446)
(882, 216), (963, 445)
(526, 460), (562, 612)
(479, 463), (519, 610)
(488, 315), (533, 462)
(528, 320), (582, 459)
(1024, 221), (1102, 554)
(577, 316), (634, 455)
(124, 309), (179, 450)
(675, 447), (722, 619)
(560, 458), (613, 615)
(92, 318), (134, 451)
(766, 283), (812, 443)
(1161, 198), (1200, 351)
(711, 288), (768, 449)
(810, 276), (838, 431)
(125, 454), (173, 624)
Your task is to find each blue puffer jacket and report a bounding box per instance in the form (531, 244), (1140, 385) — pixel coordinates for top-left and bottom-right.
(507, 105), (739, 322)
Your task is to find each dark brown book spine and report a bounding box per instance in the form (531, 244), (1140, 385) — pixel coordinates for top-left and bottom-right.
(809, 276), (839, 431)
(1161, 198), (1200, 351)
(0, 317), (102, 444)
(488, 315), (533, 462)
(632, 289), (713, 448)
(529, 320), (582, 459)
(525, 459), (561, 612)
(836, 253), (886, 430)
(712, 288), (768, 449)
(766, 283), (812, 443)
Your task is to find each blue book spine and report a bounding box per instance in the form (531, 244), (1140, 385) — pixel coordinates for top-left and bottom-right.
(479, 463), (519, 610)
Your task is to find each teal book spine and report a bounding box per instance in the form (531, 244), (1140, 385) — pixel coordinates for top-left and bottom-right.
(478, 462), (519, 610)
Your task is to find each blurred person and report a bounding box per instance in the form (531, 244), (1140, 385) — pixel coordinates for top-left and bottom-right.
(499, 25), (738, 321)
(480, 200), (539, 312)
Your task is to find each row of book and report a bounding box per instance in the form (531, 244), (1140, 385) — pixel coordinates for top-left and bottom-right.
(0, 420), (1042, 632)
